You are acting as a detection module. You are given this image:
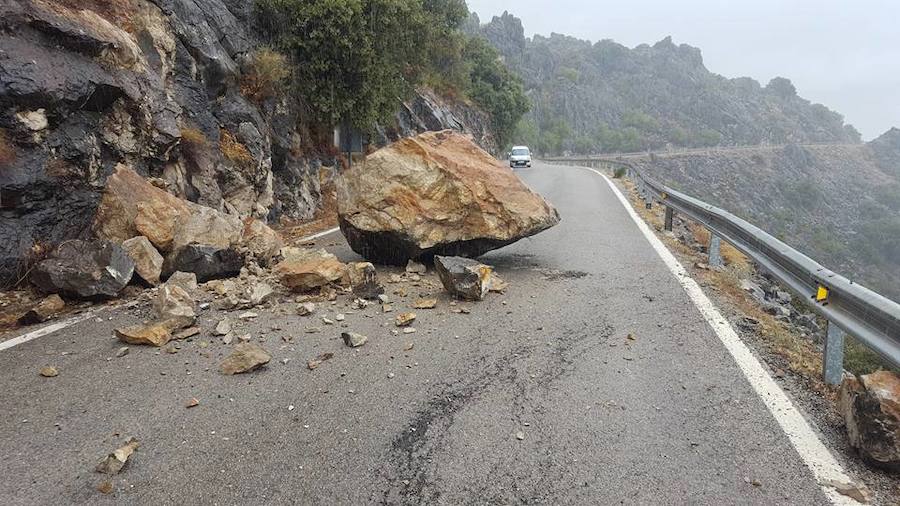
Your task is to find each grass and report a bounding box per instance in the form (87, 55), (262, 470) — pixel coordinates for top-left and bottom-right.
(179, 127), (208, 148)
(220, 129), (254, 168)
(240, 48), (290, 102)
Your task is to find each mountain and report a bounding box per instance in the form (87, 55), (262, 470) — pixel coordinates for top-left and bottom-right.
(471, 12), (862, 155)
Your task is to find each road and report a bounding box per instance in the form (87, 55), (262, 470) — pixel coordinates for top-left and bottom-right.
(0, 162), (854, 504)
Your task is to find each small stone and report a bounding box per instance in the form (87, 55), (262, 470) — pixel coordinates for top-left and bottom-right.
(220, 343), (271, 375)
(213, 319), (232, 337)
(322, 317), (334, 325)
(95, 438), (139, 475)
(335, 313), (346, 322)
(18, 294), (66, 325)
(515, 431), (525, 441)
(222, 334), (234, 345)
(382, 304), (394, 313)
(341, 332), (368, 348)
(185, 398), (199, 408)
(402, 327), (417, 334)
(307, 352), (335, 370)
(115, 347), (129, 358)
(395, 312), (416, 327)
(406, 260), (427, 274)
(297, 302), (316, 316)
(237, 333), (252, 343)
(413, 298), (437, 309)
(173, 326), (200, 340)
(39, 366), (58, 377)
(387, 372), (395, 379)
(238, 312), (258, 320)
(378, 294), (392, 304)
(97, 481), (113, 494)
(822, 479), (872, 503)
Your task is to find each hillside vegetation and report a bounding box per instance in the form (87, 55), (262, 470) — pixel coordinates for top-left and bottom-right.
(470, 12), (861, 155)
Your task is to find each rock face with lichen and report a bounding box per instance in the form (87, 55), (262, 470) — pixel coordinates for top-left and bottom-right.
(840, 371), (900, 470)
(337, 130), (560, 264)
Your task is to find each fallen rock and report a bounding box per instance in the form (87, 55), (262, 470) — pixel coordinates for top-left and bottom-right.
(165, 271), (199, 293)
(395, 312), (416, 327)
(489, 274), (509, 293)
(276, 249), (347, 292)
(307, 352), (334, 370)
(245, 282), (276, 307)
(413, 298), (437, 309)
(347, 262), (384, 299)
(162, 245), (243, 283)
(153, 285), (196, 328)
(121, 236), (163, 286)
(114, 319), (185, 347)
(39, 366), (58, 377)
(840, 371), (900, 469)
(341, 332), (368, 348)
(821, 479), (872, 503)
(95, 438), (139, 475)
(30, 240), (134, 299)
(337, 130), (560, 264)
(434, 256), (493, 301)
(297, 302), (317, 316)
(242, 218), (283, 266)
(213, 318), (232, 337)
(220, 343), (271, 375)
(18, 294), (65, 325)
(406, 260), (427, 274)
(115, 346), (130, 358)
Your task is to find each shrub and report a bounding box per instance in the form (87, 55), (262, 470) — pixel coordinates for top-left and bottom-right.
(241, 48), (290, 102)
(220, 129), (254, 168)
(179, 127), (208, 148)
(0, 129), (15, 168)
(613, 167), (626, 179)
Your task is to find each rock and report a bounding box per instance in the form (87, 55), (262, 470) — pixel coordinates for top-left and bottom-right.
(246, 282), (276, 307)
(307, 352), (334, 370)
(341, 332), (368, 348)
(115, 321), (177, 347)
(153, 285), (196, 328)
(213, 319), (232, 337)
(378, 294), (392, 304)
(795, 313), (821, 334)
(239, 312), (258, 320)
(220, 343), (271, 375)
(413, 298), (437, 309)
(185, 398), (200, 409)
(740, 279), (766, 303)
(434, 256), (493, 301)
(30, 240), (134, 299)
(165, 271), (199, 293)
(18, 294), (65, 325)
(275, 249), (347, 292)
(173, 326), (201, 340)
(821, 479), (872, 504)
(16, 109), (48, 131)
(489, 274), (509, 293)
(39, 366), (58, 378)
(335, 313), (346, 322)
(242, 218), (283, 266)
(762, 302), (791, 318)
(402, 327), (417, 334)
(297, 302), (316, 316)
(162, 245), (243, 283)
(406, 260), (427, 274)
(839, 371), (900, 469)
(347, 262), (384, 299)
(395, 312), (416, 327)
(95, 438), (139, 475)
(120, 236), (163, 286)
(115, 347), (129, 358)
(337, 131), (560, 264)
(515, 431), (525, 441)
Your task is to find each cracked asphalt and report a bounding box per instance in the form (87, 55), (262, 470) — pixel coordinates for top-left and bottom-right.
(0, 162), (834, 504)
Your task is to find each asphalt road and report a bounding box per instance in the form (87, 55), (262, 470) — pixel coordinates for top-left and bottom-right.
(0, 162), (838, 504)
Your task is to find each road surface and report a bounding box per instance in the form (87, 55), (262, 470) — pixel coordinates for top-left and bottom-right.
(0, 162), (851, 504)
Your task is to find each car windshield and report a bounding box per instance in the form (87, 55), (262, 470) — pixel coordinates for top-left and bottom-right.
(512, 148), (529, 156)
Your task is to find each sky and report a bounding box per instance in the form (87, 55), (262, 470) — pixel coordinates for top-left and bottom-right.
(466, 0), (900, 140)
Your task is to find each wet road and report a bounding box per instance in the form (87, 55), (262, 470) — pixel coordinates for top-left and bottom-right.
(0, 162), (843, 504)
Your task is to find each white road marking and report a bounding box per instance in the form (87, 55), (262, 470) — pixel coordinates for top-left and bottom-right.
(0, 227), (343, 352)
(584, 166), (861, 505)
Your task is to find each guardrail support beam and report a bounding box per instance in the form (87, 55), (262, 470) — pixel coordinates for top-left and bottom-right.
(708, 233), (723, 268)
(664, 207), (674, 231)
(823, 321), (845, 385)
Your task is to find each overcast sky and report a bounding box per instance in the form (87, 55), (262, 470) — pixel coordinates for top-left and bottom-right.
(466, 0), (900, 140)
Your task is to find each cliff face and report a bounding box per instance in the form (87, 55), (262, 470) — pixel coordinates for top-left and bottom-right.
(476, 12), (861, 153)
(0, 0), (491, 283)
(628, 137), (900, 302)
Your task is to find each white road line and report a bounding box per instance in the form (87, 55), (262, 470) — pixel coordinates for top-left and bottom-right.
(584, 166), (861, 505)
(0, 226), (344, 353)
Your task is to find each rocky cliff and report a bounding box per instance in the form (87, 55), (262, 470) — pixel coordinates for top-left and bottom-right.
(472, 11), (861, 154)
(627, 133), (900, 302)
(0, 0), (492, 284)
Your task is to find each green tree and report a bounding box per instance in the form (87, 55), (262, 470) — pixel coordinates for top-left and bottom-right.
(463, 37), (530, 148)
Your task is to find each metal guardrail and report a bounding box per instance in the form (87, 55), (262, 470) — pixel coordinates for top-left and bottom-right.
(547, 157), (900, 384)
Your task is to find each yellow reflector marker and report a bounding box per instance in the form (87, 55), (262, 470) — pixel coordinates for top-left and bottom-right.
(816, 285), (829, 302)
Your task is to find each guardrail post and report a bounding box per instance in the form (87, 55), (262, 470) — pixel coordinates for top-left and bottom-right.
(823, 322), (845, 385)
(708, 233), (723, 268)
(664, 207), (674, 231)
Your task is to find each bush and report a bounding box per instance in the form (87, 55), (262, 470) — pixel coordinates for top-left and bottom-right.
(241, 48), (290, 102)
(220, 129), (254, 168)
(613, 166), (626, 179)
(179, 127), (208, 148)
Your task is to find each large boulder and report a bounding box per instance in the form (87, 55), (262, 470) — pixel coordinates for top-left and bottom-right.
(30, 240), (134, 299)
(337, 130), (560, 264)
(161, 245), (243, 282)
(121, 236), (163, 286)
(840, 371), (900, 470)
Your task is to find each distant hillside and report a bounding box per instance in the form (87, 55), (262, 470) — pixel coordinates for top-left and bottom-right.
(625, 132), (900, 302)
(469, 12), (862, 155)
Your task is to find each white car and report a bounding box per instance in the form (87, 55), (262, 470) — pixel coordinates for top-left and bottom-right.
(508, 146), (532, 168)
